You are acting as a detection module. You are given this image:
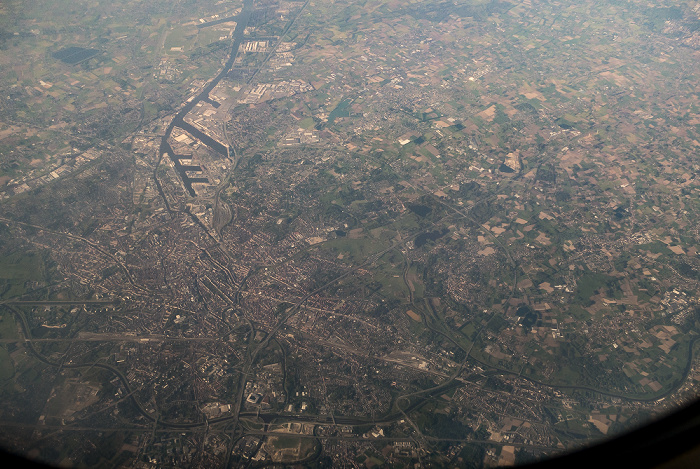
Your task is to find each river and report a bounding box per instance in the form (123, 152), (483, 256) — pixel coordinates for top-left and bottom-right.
(159, 0), (254, 196)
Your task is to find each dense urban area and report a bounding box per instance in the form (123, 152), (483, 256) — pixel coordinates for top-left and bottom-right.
(1, 0), (700, 466)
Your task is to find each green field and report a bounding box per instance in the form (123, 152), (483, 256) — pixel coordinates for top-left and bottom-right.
(299, 117), (315, 129)
(322, 237), (389, 264)
(0, 311), (18, 340)
(328, 98), (352, 123)
(573, 272), (614, 305)
(0, 347), (14, 381)
(0, 252), (46, 300)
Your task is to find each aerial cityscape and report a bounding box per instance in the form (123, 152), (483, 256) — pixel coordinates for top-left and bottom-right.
(0, 0), (700, 466)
